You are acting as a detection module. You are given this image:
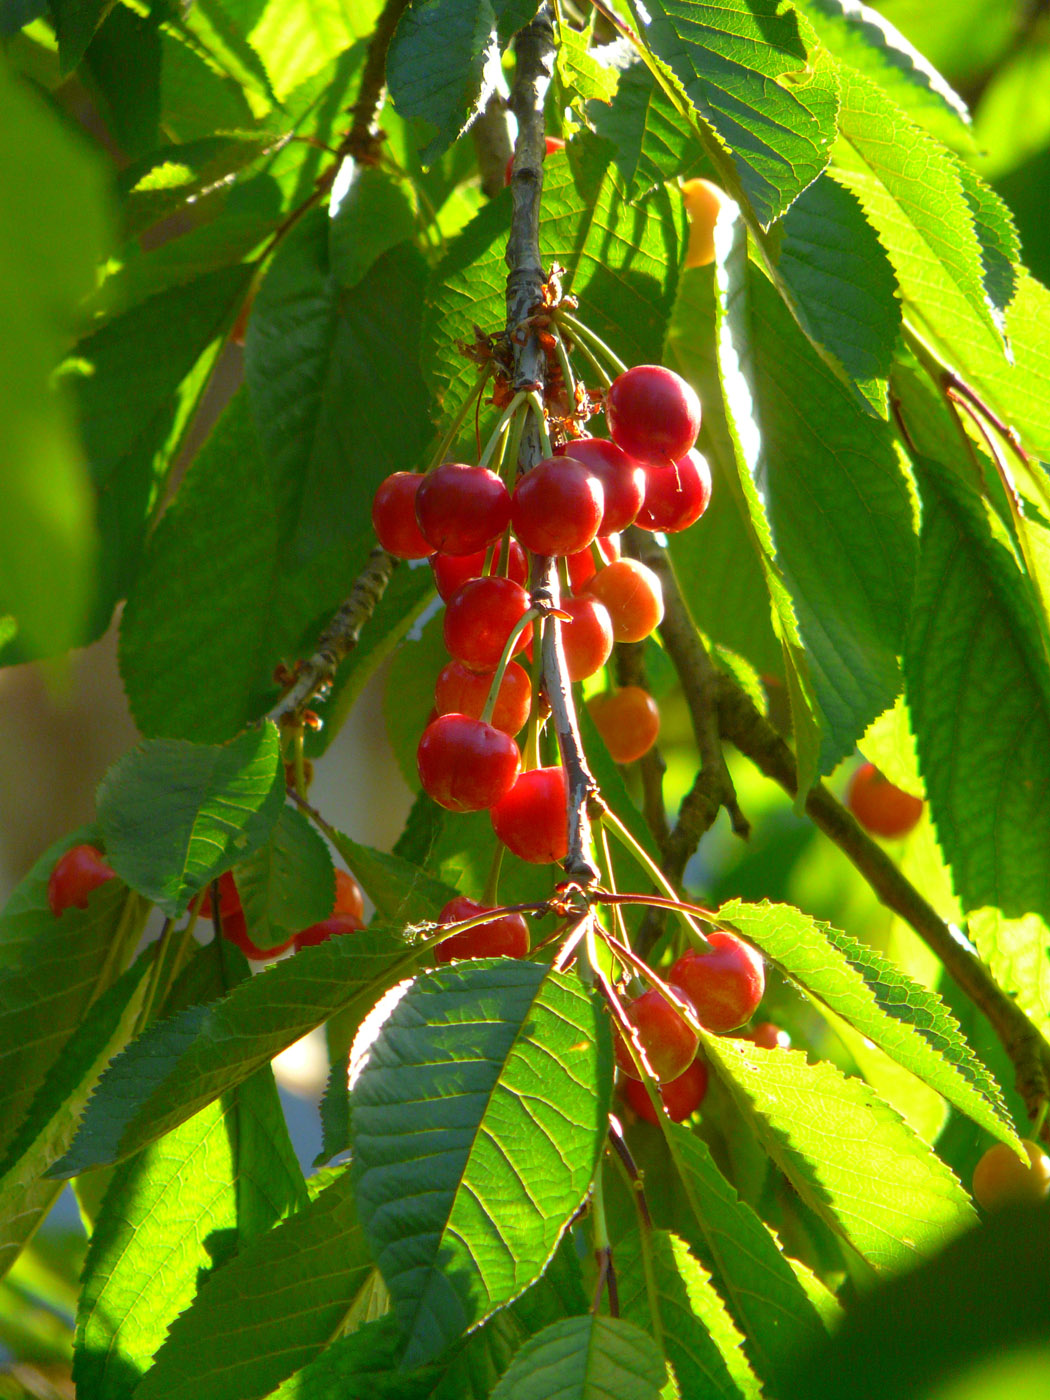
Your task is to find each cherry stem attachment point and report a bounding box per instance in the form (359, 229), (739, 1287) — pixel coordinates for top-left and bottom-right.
(478, 391), (528, 470)
(600, 805), (711, 948)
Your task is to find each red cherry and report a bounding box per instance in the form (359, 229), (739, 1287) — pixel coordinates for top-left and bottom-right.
(491, 766), (569, 864)
(444, 576), (533, 672)
(566, 534), (620, 593)
(47, 844), (117, 916)
(199, 869), (240, 919)
(434, 896), (530, 962)
(669, 933), (765, 1033)
(511, 456), (604, 556)
(588, 686), (660, 763)
(636, 449), (712, 532)
(504, 134), (565, 185)
(434, 659), (532, 735)
(747, 1021), (791, 1050)
(622, 1056), (709, 1123)
(584, 558), (664, 643)
(295, 912), (364, 950)
(557, 595), (614, 681)
(333, 868), (365, 923)
(614, 987), (699, 1083)
(430, 539), (529, 601)
(846, 763), (923, 839)
(222, 908), (297, 960)
(554, 438), (645, 534)
(415, 463), (511, 556)
(417, 714), (521, 812)
(372, 473), (435, 559)
(606, 365), (702, 466)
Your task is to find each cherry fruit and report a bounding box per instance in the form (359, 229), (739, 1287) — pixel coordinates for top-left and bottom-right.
(747, 1021), (791, 1050)
(444, 576), (532, 672)
(511, 456), (604, 556)
(622, 1056), (709, 1124)
(669, 933), (765, 1033)
(681, 178), (733, 269)
(636, 449), (712, 533)
(434, 658), (532, 736)
(434, 896), (530, 962)
(566, 534), (620, 593)
(372, 473), (435, 559)
(295, 913), (363, 950)
(48, 844), (117, 916)
(605, 365), (702, 466)
(588, 686), (660, 764)
(415, 463), (511, 556)
(332, 868), (366, 924)
(430, 539), (528, 601)
(491, 766), (569, 864)
(585, 558), (664, 643)
(558, 595), (614, 681)
(972, 1139), (1050, 1210)
(847, 763), (923, 839)
(222, 908), (297, 961)
(614, 987), (699, 1083)
(555, 438), (645, 534)
(417, 714), (520, 812)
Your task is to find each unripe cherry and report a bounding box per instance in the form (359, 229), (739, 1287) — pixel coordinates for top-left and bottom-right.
(491, 766), (569, 864)
(430, 539), (528, 601)
(415, 462), (511, 556)
(585, 558), (664, 643)
(434, 659), (532, 736)
(434, 896), (530, 962)
(554, 438), (645, 534)
(333, 868), (365, 923)
(417, 714), (520, 812)
(511, 456), (604, 556)
(558, 595), (614, 681)
(588, 686), (660, 764)
(669, 932), (765, 1033)
(636, 449), (712, 532)
(846, 763), (924, 839)
(972, 1139), (1050, 1210)
(566, 534), (620, 593)
(371, 473), (435, 559)
(444, 577), (532, 672)
(606, 365), (702, 466)
(614, 988), (699, 1083)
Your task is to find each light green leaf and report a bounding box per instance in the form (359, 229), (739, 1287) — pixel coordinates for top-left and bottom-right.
(968, 909), (1050, 1041)
(558, 17), (619, 106)
(327, 828), (458, 927)
(52, 928), (421, 1175)
(247, 0), (380, 99)
(635, 0), (839, 226)
(132, 1169), (369, 1400)
(616, 1228), (762, 1400)
(702, 1035), (977, 1271)
(719, 899), (1017, 1148)
(235, 806), (334, 952)
(948, 152), (1020, 325)
(588, 61), (705, 199)
(350, 961), (612, 1368)
(96, 725), (285, 916)
(489, 1316), (667, 1400)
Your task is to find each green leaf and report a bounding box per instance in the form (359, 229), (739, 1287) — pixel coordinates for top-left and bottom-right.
(719, 899), (1017, 1148)
(240, 0), (379, 100)
(329, 166), (417, 291)
(702, 1035), (976, 1271)
(615, 1228), (762, 1400)
(81, 6), (164, 159)
(662, 1125), (826, 1387)
(716, 219), (916, 773)
(774, 171), (902, 411)
(97, 725), (285, 916)
(489, 1316), (667, 1400)
(0, 59), (109, 661)
(51, 0), (115, 71)
(265, 1316), (437, 1400)
(635, 0), (839, 226)
(52, 928), (421, 1175)
(235, 806), (334, 952)
(327, 828), (458, 927)
(117, 134), (278, 236)
(588, 60), (705, 200)
(386, 0), (540, 165)
(131, 1169), (370, 1400)
(350, 961), (612, 1367)
(557, 17), (619, 107)
(948, 150), (1020, 325)
(0, 955), (148, 1281)
(423, 132), (683, 444)
(905, 453), (1050, 931)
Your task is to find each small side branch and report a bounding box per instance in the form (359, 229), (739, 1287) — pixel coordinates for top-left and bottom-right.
(344, 0), (413, 164)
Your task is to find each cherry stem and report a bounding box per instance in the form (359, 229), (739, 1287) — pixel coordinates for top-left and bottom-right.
(600, 805), (711, 947)
(549, 325), (579, 410)
(601, 927), (708, 1046)
(558, 323), (612, 390)
(597, 821), (630, 947)
(481, 843), (505, 908)
(557, 311), (629, 378)
(526, 390), (554, 458)
(478, 391), (528, 470)
(480, 607), (540, 725)
(428, 367), (493, 471)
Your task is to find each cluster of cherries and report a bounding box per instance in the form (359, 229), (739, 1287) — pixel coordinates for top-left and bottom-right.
(47, 842), (366, 960)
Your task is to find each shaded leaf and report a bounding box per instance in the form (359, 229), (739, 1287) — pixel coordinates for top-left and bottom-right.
(265, 1316), (436, 1400)
(235, 805), (335, 952)
(329, 166), (417, 291)
(51, 0), (116, 71)
(327, 828), (458, 927)
(350, 961), (612, 1367)
(489, 1315), (666, 1399)
(117, 134), (277, 236)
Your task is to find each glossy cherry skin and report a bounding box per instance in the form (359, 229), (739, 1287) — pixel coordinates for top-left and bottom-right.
(511, 457), (604, 556)
(444, 577), (533, 673)
(566, 534), (620, 593)
(847, 763), (923, 839)
(614, 988), (700, 1083)
(622, 1056), (709, 1124)
(415, 463), (511, 556)
(636, 449), (712, 533)
(295, 912), (364, 950)
(417, 713), (520, 812)
(972, 1139), (1050, 1210)
(505, 134), (565, 185)
(491, 766), (569, 864)
(434, 659), (532, 736)
(333, 868), (365, 923)
(434, 896), (530, 962)
(371, 473), (435, 559)
(555, 438), (645, 534)
(47, 844), (117, 916)
(585, 559), (664, 643)
(558, 595), (614, 681)
(606, 365), (702, 466)
(669, 933), (765, 1033)
(430, 539), (528, 601)
(588, 686), (661, 764)
(682, 178), (733, 269)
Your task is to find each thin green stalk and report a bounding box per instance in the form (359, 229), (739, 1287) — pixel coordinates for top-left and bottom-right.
(606, 1148), (665, 1352)
(601, 806), (710, 947)
(481, 842), (505, 906)
(558, 310), (629, 377)
(481, 608), (540, 724)
(427, 370), (493, 472)
(559, 324), (612, 389)
(135, 919), (176, 1034)
(478, 391), (528, 469)
(526, 390), (554, 458)
(502, 402), (527, 483)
